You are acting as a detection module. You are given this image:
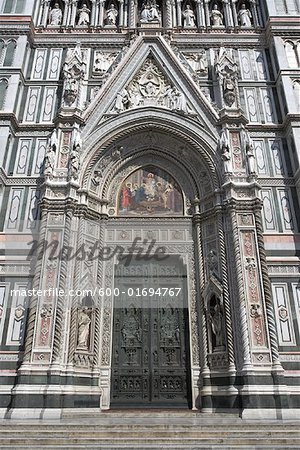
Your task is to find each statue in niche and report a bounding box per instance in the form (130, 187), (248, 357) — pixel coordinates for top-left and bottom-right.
(77, 308), (91, 349)
(69, 125), (81, 179)
(223, 72), (236, 106)
(48, 2), (63, 25)
(210, 300), (225, 350)
(238, 4), (252, 27)
(242, 127), (256, 174)
(77, 3), (90, 25)
(63, 44), (86, 106)
(105, 3), (118, 25)
(211, 4), (223, 27)
(182, 5), (196, 28)
(44, 129), (57, 176)
(140, 0), (161, 23)
(219, 127), (232, 174)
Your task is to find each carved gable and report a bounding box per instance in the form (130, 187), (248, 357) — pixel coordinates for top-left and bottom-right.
(109, 56), (195, 116)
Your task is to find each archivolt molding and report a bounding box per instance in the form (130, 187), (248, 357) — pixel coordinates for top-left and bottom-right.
(80, 111), (221, 197)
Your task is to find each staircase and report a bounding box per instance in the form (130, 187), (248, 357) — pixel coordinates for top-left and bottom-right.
(0, 410), (300, 449)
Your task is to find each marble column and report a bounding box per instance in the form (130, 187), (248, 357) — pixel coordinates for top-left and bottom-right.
(231, 0), (238, 27)
(176, 0), (182, 27)
(118, 0), (124, 27)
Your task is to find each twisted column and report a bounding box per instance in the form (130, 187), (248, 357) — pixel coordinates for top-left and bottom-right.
(230, 208), (252, 370)
(217, 211), (235, 370)
(67, 213), (86, 363)
(93, 219), (106, 366)
(23, 207), (48, 362)
(254, 206), (282, 370)
(52, 208), (73, 362)
(194, 218), (209, 374)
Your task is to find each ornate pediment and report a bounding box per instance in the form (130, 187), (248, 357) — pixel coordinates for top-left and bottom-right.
(109, 57), (195, 116)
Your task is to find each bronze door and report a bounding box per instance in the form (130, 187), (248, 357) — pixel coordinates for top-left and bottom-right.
(111, 259), (192, 408)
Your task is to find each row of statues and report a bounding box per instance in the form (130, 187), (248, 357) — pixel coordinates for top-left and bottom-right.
(211, 3), (252, 27)
(47, 2), (253, 28)
(48, 2), (118, 26)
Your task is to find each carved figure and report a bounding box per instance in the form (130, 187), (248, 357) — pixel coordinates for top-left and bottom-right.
(185, 50), (208, 74)
(243, 131), (256, 175)
(77, 3), (90, 25)
(44, 129), (58, 175)
(48, 3), (62, 25)
(238, 4), (252, 27)
(77, 308), (91, 349)
(223, 72), (236, 106)
(69, 126), (81, 178)
(211, 302), (225, 348)
(105, 3), (118, 25)
(211, 4), (223, 27)
(62, 44), (86, 106)
(219, 128), (232, 173)
(173, 89), (190, 114)
(140, 0), (160, 23)
(114, 88), (129, 112)
(93, 51), (115, 73)
(182, 5), (196, 28)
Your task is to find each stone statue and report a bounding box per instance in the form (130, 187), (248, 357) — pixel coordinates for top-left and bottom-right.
(69, 126), (81, 178)
(211, 302), (225, 349)
(114, 88), (129, 112)
(62, 44), (86, 106)
(105, 3), (118, 25)
(172, 89), (191, 114)
(182, 5), (196, 28)
(77, 3), (90, 25)
(223, 72), (236, 106)
(238, 4), (252, 27)
(140, 0), (160, 23)
(77, 308), (91, 349)
(211, 4), (223, 27)
(44, 129), (57, 176)
(219, 128), (232, 173)
(48, 2), (63, 25)
(243, 129), (256, 175)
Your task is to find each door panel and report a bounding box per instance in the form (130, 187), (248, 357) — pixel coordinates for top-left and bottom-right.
(111, 258), (192, 408)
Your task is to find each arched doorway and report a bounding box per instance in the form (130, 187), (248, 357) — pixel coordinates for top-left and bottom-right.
(107, 166), (193, 407)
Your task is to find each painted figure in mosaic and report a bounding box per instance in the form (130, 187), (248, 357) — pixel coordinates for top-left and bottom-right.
(182, 5), (196, 28)
(77, 308), (91, 349)
(77, 3), (90, 25)
(118, 167), (183, 215)
(238, 4), (252, 27)
(211, 4), (223, 27)
(48, 2), (63, 25)
(106, 3), (118, 25)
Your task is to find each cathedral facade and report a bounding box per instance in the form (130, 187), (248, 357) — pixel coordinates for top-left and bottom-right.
(0, 0), (299, 418)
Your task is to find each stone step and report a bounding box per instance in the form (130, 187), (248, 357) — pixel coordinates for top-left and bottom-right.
(0, 413), (299, 448)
